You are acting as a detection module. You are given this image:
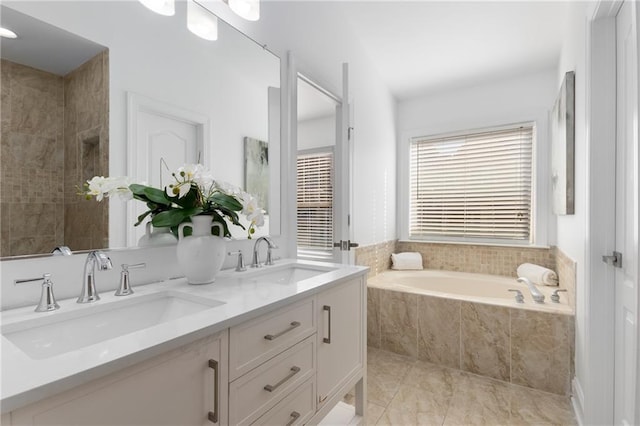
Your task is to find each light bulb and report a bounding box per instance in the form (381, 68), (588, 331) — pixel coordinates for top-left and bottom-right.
(228, 0), (260, 21)
(187, 0), (218, 41)
(0, 27), (17, 39)
(138, 0), (175, 16)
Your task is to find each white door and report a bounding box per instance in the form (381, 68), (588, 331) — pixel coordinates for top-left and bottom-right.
(295, 65), (354, 264)
(614, 1), (639, 424)
(333, 63), (356, 264)
(127, 94), (206, 245)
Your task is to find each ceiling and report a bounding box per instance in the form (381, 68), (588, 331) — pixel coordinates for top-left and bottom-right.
(337, 1), (571, 100)
(1, 5), (106, 76)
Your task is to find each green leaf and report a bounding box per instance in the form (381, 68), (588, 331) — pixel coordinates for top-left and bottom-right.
(130, 184), (171, 206)
(134, 210), (153, 227)
(152, 208), (202, 228)
(168, 185), (199, 209)
(210, 192), (243, 211)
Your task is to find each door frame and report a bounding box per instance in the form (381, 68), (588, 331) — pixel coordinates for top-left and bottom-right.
(125, 92), (210, 246)
(581, 1), (637, 424)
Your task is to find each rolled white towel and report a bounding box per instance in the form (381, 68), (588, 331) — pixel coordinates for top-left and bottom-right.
(517, 263), (558, 286)
(391, 252), (423, 270)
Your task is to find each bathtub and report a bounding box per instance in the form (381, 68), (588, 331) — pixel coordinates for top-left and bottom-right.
(368, 269), (573, 314)
(367, 269), (575, 395)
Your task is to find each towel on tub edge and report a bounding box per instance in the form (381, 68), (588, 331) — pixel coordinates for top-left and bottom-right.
(391, 252), (423, 270)
(517, 263), (558, 286)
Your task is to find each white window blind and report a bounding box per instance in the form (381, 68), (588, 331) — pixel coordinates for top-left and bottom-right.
(410, 125), (533, 241)
(297, 152), (334, 257)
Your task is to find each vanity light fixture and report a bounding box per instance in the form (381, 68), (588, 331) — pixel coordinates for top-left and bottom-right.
(187, 0), (218, 41)
(0, 27), (18, 39)
(227, 0), (260, 21)
(138, 0), (175, 16)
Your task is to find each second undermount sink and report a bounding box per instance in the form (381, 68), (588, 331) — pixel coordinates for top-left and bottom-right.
(248, 264), (338, 285)
(2, 291), (224, 360)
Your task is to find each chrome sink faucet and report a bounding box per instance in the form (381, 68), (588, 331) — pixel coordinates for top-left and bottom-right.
(78, 250), (112, 303)
(252, 236), (277, 268)
(517, 277), (545, 304)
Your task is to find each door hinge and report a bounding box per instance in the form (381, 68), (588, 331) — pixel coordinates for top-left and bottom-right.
(348, 126), (354, 141)
(602, 251), (622, 268)
(333, 240), (360, 251)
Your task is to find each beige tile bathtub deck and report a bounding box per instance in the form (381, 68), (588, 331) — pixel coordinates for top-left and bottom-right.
(347, 347), (577, 425)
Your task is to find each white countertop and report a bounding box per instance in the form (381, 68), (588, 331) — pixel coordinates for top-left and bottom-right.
(0, 259), (368, 413)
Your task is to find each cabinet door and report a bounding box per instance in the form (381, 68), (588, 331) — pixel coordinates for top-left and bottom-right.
(316, 278), (364, 407)
(11, 331), (228, 426)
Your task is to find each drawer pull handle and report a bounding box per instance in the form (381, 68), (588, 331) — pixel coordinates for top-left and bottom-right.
(264, 321), (301, 341)
(263, 366), (301, 392)
(208, 359), (219, 423)
(323, 305), (332, 344)
(286, 411), (301, 426)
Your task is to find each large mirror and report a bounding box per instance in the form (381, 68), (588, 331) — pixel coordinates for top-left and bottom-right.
(0, 1), (281, 258)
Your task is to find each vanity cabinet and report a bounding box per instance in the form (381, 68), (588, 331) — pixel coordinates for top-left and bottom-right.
(317, 278), (364, 409)
(6, 273), (366, 426)
(10, 331), (229, 426)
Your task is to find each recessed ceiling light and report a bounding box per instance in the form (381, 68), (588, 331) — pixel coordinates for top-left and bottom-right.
(0, 27), (18, 39)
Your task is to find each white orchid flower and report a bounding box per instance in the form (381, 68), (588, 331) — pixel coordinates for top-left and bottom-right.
(86, 176), (133, 201)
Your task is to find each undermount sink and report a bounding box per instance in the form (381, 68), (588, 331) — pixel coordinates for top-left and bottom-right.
(248, 264), (337, 285)
(2, 291), (224, 360)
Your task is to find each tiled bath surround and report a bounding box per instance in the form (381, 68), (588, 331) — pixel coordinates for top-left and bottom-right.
(368, 287), (574, 395)
(356, 241), (577, 395)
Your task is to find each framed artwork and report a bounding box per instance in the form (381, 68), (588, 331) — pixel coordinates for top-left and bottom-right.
(551, 71), (575, 215)
(244, 137), (269, 213)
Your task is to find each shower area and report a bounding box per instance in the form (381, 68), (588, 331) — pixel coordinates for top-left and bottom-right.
(0, 49), (109, 257)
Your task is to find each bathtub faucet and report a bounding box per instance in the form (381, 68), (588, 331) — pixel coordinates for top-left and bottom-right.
(517, 277), (545, 304)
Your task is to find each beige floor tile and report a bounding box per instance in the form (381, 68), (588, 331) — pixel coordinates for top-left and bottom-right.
(367, 403), (386, 425)
(376, 408), (418, 426)
(387, 384), (451, 418)
(444, 373), (512, 425)
(367, 371), (404, 407)
(403, 361), (460, 395)
(368, 347), (415, 378)
(509, 385), (577, 426)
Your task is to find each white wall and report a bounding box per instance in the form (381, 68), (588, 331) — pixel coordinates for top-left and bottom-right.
(555, 2), (590, 421)
(298, 115), (335, 151)
(397, 69), (558, 246)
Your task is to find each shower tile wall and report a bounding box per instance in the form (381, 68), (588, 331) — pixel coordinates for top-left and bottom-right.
(63, 51), (109, 251)
(354, 239), (396, 277)
(1, 60), (65, 256)
(0, 52), (109, 257)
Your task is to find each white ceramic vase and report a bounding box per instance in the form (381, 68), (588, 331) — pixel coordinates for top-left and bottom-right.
(176, 215), (227, 285)
(138, 222), (178, 247)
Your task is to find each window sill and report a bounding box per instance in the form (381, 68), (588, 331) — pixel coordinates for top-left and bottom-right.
(398, 239), (551, 250)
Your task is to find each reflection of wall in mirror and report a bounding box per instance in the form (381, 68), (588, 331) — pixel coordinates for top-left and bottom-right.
(0, 51), (109, 256)
(551, 71), (575, 216)
(244, 137), (269, 213)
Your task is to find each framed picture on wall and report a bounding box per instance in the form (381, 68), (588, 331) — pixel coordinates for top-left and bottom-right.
(244, 137), (269, 213)
(551, 70), (575, 215)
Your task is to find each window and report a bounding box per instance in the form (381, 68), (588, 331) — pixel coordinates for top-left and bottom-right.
(409, 124), (533, 242)
(297, 151), (334, 258)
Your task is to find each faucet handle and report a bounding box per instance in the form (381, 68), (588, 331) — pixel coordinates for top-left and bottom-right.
(228, 251), (247, 272)
(15, 273), (60, 312)
(115, 263), (146, 296)
(508, 289), (525, 303)
(550, 288), (567, 303)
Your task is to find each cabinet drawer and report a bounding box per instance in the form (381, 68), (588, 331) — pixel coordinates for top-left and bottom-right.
(229, 336), (315, 426)
(230, 297), (315, 380)
(252, 378), (315, 426)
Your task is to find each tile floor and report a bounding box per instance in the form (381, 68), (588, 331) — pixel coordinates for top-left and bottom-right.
(346, 347), (577, 425)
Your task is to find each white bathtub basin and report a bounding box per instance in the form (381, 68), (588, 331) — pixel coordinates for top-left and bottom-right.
(2, 291), (224, 360)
